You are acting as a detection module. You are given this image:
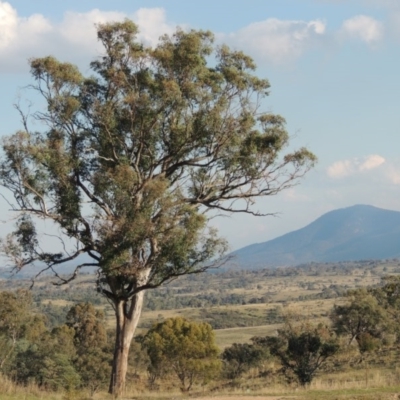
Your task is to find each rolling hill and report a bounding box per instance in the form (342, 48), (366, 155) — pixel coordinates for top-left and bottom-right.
(231, 204), (400, 269)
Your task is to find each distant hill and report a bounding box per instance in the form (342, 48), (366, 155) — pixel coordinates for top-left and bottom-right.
(2, 204), (400, 278)
(231, 204), (400, 269)
(0, 255), (97, 280)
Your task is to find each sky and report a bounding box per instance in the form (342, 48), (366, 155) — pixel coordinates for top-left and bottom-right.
(0, 0), (399, 251)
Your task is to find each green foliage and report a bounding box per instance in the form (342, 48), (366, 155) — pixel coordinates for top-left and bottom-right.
(143, 317), (221, 391)
(0, 290), (33, 338)
(0, 290), (46, 371)
(371, 276), (400, 343)
(0, 292), (111, 393)
(373, 276), (400, 309)
(66, 303), (111, 394)
(66, 302), (107, 348)
(0, 19), (315, 298)
(262, 323), (339, 386)
(330, 289), (391, 352)
(356, 332), (380, 354)
(37, 302), (69, 329)
(221, 342), (268, 379)
(11, 326), (80, 391)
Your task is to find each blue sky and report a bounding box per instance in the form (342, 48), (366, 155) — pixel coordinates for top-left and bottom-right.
(0, 0), (399, 251)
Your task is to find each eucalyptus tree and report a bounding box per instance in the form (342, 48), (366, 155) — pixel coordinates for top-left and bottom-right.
(0, 20), (315, 396)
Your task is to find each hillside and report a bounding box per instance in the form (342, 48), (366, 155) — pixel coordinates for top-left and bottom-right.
(231, 204), (400, 269)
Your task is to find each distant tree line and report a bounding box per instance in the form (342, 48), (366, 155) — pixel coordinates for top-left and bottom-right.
(2, 259), (388, 317)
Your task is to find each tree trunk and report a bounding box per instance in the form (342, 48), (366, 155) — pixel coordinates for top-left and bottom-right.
(109, 290), (145, 397)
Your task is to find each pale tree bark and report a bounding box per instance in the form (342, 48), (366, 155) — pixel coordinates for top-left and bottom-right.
(109, 290), (145, 397)
(107, 268), (151, 397)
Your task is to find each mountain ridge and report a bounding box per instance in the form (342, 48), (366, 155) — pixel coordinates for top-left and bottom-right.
(231, 204), (400, 269)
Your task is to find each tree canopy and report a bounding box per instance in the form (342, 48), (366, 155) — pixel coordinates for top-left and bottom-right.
(66, 303), (111, 394)
(0, 20), (315, 396)
(330, 289), (391, 351)
(143, 317), (221, 391)
(262, 323), (339, 386)
(221, 341), (268, 379)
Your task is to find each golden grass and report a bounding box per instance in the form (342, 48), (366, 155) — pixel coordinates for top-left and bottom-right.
(135, 298), (340, 348)
(3, 367), (400, 400)
(0, 374), (63, 400)
(40, 299), (74, 307)
(214, 324), (281, 348)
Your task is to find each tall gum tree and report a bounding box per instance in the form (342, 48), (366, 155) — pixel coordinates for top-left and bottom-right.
(0, 21), (316, 397)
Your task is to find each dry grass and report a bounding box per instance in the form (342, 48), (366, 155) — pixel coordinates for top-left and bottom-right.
(137, 298), (339, 348)
(2, 368), (400, 400)
(0, 374), (63, 400)
(214, 324), (280, 348)
(311, 367), (400, 390)
(40, 299), (74, 307)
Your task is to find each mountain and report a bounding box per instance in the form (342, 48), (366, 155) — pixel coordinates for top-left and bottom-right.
(231, 204), (400, 269)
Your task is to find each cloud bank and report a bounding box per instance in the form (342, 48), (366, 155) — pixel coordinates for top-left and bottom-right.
(223, 18), (326, 64)
(0, 1), (388, 73)
(327, 155), (386, 178)
(0, 2), (175, 72)
(385, 162), (400, 185)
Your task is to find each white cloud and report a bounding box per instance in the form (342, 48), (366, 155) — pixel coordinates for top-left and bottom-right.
(0, 2), (17, 48)
(58, 9), (126, 47)
(359, 154), (385, 171)
(223, 18), (326, 64)
(387, 170), (400, 185)
(133, 8), (177, 46)
(385, 163), (400, 185)
(340, 15), (384, 44)
(0, 2), (52, 51)
(327, 159), (354, 178)
(0, 2), (176, 73)
(0, 2), (391, 74)
(59, 8), (175, 48)
(327, 155), (386, 178)
(352, 1), (400, 42)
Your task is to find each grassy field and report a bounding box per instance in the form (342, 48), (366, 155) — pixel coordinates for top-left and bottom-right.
(214, 324), (281, 348)
(2, 371), (400, 400)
